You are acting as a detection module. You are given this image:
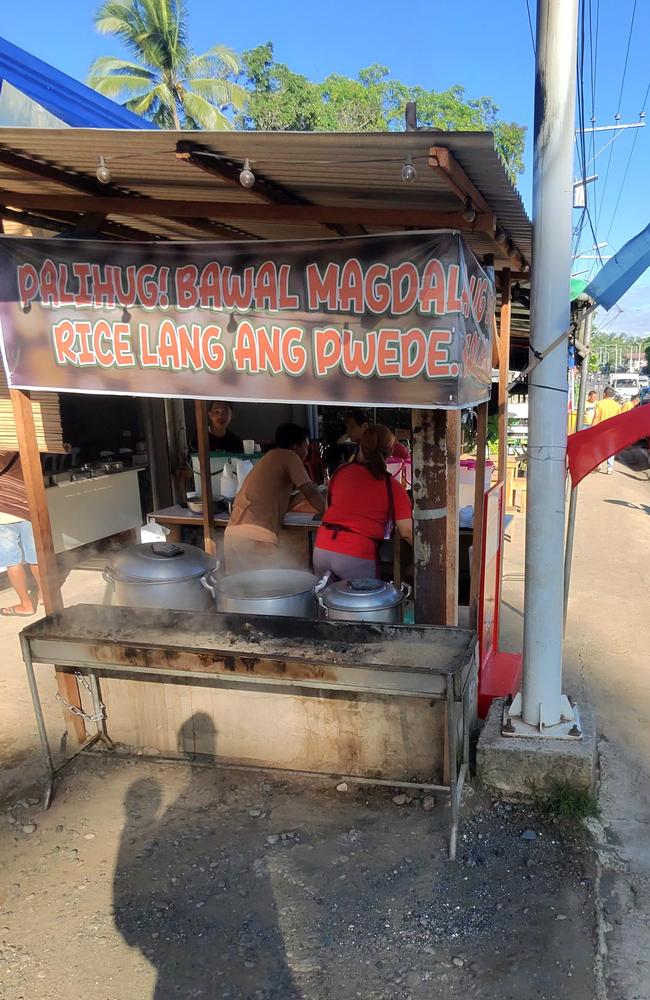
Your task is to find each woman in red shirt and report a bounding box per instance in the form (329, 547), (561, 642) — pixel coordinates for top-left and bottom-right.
(313, 425), (413, 581)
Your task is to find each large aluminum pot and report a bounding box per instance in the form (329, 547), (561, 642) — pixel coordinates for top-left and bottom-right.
(104, 542), (217, 611)
(203, 568), (318, 618)
(316, 577), (411, 623)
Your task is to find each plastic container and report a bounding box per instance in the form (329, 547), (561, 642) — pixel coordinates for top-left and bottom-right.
(459, 458), (494, 508)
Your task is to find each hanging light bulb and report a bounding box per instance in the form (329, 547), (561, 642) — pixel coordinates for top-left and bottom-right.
(495, 228), (507, 244)
(96, 156), (111, 184)
(239, 158), (255, 188)
(400, 158), (416, 183)
(462, 197), (476, 223)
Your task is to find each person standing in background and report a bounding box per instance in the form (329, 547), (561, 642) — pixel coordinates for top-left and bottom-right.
(583, 390), (598, 426)
(206, 401), (243, 453)
(592, 387), (622, 474)
(620, 394), (640, 414)
(337, 410), (410, 462)
(0, 451), (42, 616)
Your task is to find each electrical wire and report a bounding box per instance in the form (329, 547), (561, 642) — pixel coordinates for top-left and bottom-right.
(524, 0), (535, 54)
(595, 0), (639, 232)
(604, 77), (649, 245)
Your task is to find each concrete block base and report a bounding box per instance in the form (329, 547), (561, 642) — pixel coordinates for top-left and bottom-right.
(476, 698), (597, 798)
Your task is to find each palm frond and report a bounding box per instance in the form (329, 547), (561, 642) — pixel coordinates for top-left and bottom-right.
(187, 77), (244, 110)
(88, 55), (156, 80)
(180, 90), (232, 130)
(89, 74), (156, 99)
(186, 44), (240, 78)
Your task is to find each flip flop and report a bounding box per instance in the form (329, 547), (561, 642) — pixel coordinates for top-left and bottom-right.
(1, 606), (36, 617)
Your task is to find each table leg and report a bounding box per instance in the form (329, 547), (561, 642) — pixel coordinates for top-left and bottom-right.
(19, 635), (56, 809)
(447, 684), (459, 861)
(88, 673), (114, 750)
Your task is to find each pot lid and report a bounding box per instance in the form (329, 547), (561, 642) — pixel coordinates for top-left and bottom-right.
(109, 542), (215, 583)
(321, 578), (403, 611)
(216, 569), (317, 600)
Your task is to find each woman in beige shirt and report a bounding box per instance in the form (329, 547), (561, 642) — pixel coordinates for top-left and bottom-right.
(224, 424), (325, 574)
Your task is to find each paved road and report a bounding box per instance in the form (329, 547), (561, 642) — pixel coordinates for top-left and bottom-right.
(501, 458), (650, 1000)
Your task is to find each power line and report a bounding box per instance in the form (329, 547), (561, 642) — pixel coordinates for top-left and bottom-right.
(615, 0), (638, 115)
(595, 0), (639, 231)
(524, 0), (536, 54)
(604, 78), (649, 244)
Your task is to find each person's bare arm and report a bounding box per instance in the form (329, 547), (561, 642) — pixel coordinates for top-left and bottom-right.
(299, 482), (326, 516)
(396, 517), (413, 546)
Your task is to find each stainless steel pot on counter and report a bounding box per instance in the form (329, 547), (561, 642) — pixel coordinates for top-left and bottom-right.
(104, 542), (217, 611)
(202, 568), (318, 618)
(316, 577), (411, 623)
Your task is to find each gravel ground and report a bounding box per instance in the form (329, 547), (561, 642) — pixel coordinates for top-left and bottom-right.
(0, 751), (596, 1000)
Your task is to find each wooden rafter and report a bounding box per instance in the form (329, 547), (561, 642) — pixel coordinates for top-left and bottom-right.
(0, 190), (495, 231)
(176, 140), (364, 237)
(0, 204), (161, 242)
(428, 146), (528, 271)
(0, 147), (255, 242)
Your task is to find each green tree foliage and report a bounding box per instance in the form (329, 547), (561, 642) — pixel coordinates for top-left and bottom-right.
(88, 0), (244, 129)
(238, 44), (526, 178)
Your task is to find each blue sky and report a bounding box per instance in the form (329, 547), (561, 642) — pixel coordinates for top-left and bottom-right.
(2, 0), (649, 334)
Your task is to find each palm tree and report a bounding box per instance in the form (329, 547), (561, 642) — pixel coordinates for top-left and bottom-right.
(88, 0), (243, 129)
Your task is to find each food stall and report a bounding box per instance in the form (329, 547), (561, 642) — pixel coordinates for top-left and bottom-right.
(0, 127), (531, 855)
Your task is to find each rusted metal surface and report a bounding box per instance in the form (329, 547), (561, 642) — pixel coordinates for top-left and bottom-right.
(22, 604), (476, 699)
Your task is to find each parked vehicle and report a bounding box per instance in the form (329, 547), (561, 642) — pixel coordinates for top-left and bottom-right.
(610, 373), (643, 402)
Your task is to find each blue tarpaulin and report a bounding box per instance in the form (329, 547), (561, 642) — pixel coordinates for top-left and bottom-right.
(0, 35), (157, 129)
(585, 222), (650, 311)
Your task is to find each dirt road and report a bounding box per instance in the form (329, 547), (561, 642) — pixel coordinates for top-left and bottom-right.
(0, 544), (598, 998)
(502, 458), (650, 1000)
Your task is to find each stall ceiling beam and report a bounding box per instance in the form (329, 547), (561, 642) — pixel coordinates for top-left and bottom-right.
(0, 204), (161, 242)
(176, 140), (364, 238)
(0, 148), (255, 242)
(428, 146), (527, 270)
(0, 190), (495, 231)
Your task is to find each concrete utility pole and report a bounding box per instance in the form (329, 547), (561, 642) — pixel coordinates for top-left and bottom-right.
(513, 0), (580, 731)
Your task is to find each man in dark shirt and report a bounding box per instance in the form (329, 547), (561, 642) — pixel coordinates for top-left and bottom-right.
(207, 400), (243, 452)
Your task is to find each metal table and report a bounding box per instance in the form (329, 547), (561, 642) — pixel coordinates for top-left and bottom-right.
(20, 605), (477, 858)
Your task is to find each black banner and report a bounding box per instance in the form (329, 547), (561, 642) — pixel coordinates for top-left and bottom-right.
(0, 232), (494, 408)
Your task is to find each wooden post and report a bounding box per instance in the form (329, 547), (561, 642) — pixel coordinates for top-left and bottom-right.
(497, 269), (512, 485)
(10, 389), (86, 744)
(194, 399), (216, 558)
(469, 402), (489, 628)
(411, 409), (460, 626)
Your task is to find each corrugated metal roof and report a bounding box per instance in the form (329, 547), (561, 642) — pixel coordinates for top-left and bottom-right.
(0, 126), (530, 255)
(0, 125), (531, 340)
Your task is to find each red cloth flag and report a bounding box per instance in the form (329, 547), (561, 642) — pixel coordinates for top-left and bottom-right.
(567, 405), (650, 486)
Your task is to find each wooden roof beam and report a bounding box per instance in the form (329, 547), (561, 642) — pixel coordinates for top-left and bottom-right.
(0, 191), (495, 231)
(0, 147), (256, 242)
(428, 145), (528, 272)
(0, 204), (160, 242)
(176, 140), (364, 237)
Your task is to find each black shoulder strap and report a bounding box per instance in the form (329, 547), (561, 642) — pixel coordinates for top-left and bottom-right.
(384, 470), (395, 535)
(0, 453), (19, 477)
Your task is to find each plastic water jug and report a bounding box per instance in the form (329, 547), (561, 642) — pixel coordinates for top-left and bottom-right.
(235, 459), (254, 491)
(219, 460), (238, 499)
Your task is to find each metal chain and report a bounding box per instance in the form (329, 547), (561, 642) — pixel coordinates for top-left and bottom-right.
(56, 672), (106, 724)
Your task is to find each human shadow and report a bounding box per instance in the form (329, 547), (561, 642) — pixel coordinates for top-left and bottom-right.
(113, 712), (301, 1000)
(603, 499), (650, 515)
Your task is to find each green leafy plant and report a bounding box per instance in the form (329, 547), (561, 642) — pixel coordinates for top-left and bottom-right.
(88, 0), (243, 129)
(537, 781), (599, 820)
(238, 44), (526, 179)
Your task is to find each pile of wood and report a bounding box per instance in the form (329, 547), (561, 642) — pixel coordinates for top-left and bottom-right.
(0, 370), (65, 453)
